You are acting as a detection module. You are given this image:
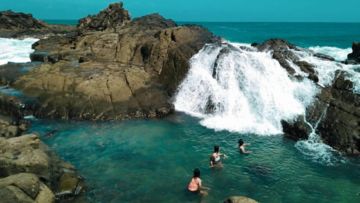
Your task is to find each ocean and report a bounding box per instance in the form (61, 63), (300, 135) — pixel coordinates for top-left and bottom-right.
(1, 22), (360, 202)
(44, 20), (360, 48)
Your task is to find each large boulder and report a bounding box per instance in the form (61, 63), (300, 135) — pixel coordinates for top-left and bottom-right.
(347, 42), (360, 64)
(0, 134), (50, 179)
(78, 2), (130, 33)
(0, 115), (26, 138)
(0, 173), (55, 203)
(0, 133), (85, 200)
(14, 4), (218, 120)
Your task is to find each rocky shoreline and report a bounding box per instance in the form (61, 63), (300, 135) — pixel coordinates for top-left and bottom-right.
(0, 110), (85, 202)
(0, 3), (359, 155)
(0, 4), (359, 202)
(7, 3), (218, 120)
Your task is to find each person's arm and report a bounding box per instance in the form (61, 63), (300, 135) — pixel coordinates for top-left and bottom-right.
(209, 156), (215, 167)
(220, 152), (228, 158)
(240, 146), (251, 154)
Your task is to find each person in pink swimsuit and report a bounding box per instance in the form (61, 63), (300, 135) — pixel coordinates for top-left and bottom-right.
(188, 168), (209, 196)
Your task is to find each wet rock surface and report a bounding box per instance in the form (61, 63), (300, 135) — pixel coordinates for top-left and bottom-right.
(282, 71), (360, 155)
(14, 3), (218, 120)
(255, 39), (319, 82)
(347, 42), (360, 64)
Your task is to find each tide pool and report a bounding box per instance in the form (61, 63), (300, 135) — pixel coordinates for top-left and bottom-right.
(29, 113), (360, 203)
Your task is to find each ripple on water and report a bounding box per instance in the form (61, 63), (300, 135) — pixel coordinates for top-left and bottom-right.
(30, 114), (360, 203)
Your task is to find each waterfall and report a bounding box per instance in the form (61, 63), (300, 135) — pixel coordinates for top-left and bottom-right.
(174, 42), (318, 135)
(295, 105), (345, 165)
(174, 41), (358, 165)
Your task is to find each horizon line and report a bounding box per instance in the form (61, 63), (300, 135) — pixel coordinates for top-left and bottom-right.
(42, 19), (360, 24)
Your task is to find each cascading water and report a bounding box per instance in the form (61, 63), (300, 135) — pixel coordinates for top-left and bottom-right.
(174, 42), (318, 135)
(174, 41), (359, 164)
(295, 105), (345, 165)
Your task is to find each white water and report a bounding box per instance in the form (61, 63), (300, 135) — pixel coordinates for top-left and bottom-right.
(174, 43), (318, 135)
(0, 38), (38, 65)
(174, 42), (359, 164)
(295, 106), (345, 166)
(309, 46), (352, 61)
(295, 46), (360, 93)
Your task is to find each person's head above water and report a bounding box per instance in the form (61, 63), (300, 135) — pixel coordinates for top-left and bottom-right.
(238, 139), (244, 146)
(214, 145), (220, 153)
(193, 168), (201, 178)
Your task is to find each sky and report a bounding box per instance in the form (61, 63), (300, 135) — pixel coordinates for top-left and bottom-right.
(0, 0), (359, 22)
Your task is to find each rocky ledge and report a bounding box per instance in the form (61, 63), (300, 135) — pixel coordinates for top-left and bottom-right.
(0, 10), (75, 38)
(0, 112), (84, 202)
(13, 3), (218, 120)
(254, 39), (360, 156)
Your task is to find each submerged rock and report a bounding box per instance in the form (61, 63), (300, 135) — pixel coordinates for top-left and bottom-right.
(224, 196), (259, 203)
(14, 3), (218, 120)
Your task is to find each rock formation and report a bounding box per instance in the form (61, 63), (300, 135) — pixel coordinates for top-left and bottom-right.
(0, 98), (84, 201)
(0, 10), (75, 38)
(0, 173), (55, 203)
(347, 42), (360, 64)
(255, 39), (320, 82)
(78, 2), (130, 32)
(251, 39), (360, 155)
(0, 124), (84, 202)
(0, 10), (46, 30)
(283, 72), (359, 155)
(15, 3), (218, 120)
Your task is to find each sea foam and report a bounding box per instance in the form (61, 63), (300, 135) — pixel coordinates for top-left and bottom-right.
(0, 38), (38, 65)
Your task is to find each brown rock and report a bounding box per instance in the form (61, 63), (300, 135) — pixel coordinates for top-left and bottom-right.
(77, 2), (130, 33)
(0, 173), (55, 203)
(14, 3), (218, 120)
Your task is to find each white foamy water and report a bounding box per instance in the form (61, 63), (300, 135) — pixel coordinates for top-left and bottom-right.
(174, 42), (359, 165)
(174, 43), (318, 135)
(295, 106), (345, 166)
(309, 46), (352, 61)
(0, 38), (38, 65)
(295, 47), (360, 92)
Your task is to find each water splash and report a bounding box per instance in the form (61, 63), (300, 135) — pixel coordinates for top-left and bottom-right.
(174, 42), (318, 135)
(295, 105), (346, 166)
(0, 38), (38, 65)
(295, 47), (360, 93)
(309, 46), (352, 61)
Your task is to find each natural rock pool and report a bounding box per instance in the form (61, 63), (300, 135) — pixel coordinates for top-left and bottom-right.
(29, 113), (360, 203)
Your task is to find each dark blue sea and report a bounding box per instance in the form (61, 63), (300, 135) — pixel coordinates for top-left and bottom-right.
(45, 20), (360, 48)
